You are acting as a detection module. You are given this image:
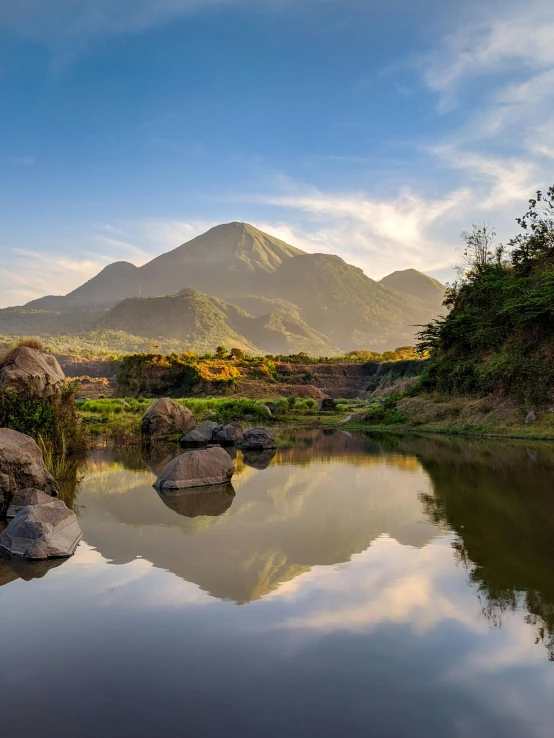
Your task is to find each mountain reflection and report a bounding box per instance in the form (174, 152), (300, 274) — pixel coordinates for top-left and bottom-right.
(75, 431), (439, 604)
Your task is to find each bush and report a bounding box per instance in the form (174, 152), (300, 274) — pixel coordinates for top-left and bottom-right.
(214, 399), (272, 425)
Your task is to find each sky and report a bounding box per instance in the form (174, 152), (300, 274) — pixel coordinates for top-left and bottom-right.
(0, 0), (553, 307)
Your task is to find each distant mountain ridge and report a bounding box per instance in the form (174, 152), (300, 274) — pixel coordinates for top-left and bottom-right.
(0, 222), (445, 354)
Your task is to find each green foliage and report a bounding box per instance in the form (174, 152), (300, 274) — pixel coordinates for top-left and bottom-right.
(417, 186), (554, 402)
(361, 395), (406, 425)
(212, 399), (271, 425)
(0, 384), (86, 454)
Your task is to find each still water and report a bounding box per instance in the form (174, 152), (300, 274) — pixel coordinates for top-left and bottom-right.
(1, 429), (554, 737)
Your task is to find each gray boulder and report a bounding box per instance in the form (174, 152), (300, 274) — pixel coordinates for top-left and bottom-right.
(180, 420), (220, 446)
(236, 427), (277, 450)
(259, 404), (273, 416)
(0, 429), (59, 513)
(0, 346), (65, 399)
(212, 422), (244, 446)
(153, 447), (234, 490)
(0, 502), (82, 560)
(7, 488), (57, 519)
(525, 410), (537, 425)
(141, 398), (195, 437)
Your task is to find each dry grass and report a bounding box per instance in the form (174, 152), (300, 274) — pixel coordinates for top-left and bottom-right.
(0, 337), (45, 366)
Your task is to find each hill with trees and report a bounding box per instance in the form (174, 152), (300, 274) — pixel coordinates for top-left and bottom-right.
(418, 186), (554, 403)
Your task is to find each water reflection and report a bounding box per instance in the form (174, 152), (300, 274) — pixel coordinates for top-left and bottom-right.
(73, 432), (439, 604)
(2, 430), (554, 736)
(157, 483), (236, 518)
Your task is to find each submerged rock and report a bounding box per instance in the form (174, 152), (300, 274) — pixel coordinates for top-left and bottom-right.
(157, 483), (235, 518)
(6, 488), (58, 519)
(0, 346), (65, 399)
(0, 428), (59, 513)
(180, 420), (220, 446)
(0, 502), (83, 560)
(242, 448), (277, 470)
(141, 398), (195, 438)
(212, 422), (244, 446)
(236, 427), (277, 450)
(154, 446), (234, 490)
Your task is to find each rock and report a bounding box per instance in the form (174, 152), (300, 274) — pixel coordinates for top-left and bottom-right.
(141, 398), (195, 438)
(263, 402), (277, 414)
(236, 427), (277, 450)
(212, 422), (244, 446)
(180, 420), (221, 446)
(242, 448), (277, 470)
(157, 483), (235, 518)
(318, 398), (337, 411)
(153, 446), (234, 491)
(6, 488), (58, 519)
(0, 428), (59, 513)
(525, 410), (537, 425)
(0, 346), (65, 399)
(259, 404), (273, 416)
(0, 502), (82, 560)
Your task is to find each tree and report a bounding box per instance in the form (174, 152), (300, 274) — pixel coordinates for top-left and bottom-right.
(511, 186), (554, 273)
(455, 224), (500, 277)
(215, 345), (228, 359)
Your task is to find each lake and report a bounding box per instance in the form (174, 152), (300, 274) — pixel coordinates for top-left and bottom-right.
(1, 429), (554, 737)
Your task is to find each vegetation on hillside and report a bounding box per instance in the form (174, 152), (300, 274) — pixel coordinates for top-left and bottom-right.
(418, 187), (554, 403)
(116, 346), (421, 397)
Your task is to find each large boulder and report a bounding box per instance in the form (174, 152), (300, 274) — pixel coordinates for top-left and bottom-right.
(180, 420), (220, 447)
(0, 428), (59, 513)
(0, 346), (65, 399)
(212, 422), (244, 446)
(236, 427), (277, 450)
(153, 447), (234, 491)
(0, 501), (82, 560)
(141, 398), (195, 438)
(7, 488), (56, 519)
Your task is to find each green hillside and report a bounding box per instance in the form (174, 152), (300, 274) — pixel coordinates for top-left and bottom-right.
(418, 186), (554, 403)
(261, 253), (437, 350)
(99, 288), (340, 355)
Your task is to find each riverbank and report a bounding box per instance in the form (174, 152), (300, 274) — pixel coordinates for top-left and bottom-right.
(339, 393), (554, 441)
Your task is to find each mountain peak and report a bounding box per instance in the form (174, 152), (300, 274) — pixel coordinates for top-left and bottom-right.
(380, 269), (445, 306)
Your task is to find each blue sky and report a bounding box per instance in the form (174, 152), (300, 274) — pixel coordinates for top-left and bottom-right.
(0, 0), (552, 306)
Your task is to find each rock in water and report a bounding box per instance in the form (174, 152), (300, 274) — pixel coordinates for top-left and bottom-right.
(236, 427), (277, 450)
(0, 502), (83, 560)
(0, 346), (65, 399)
(212, 422), (244, 446)
(0, 429), (59, 512)
(180, 420), (220, 446)
(141, 398), (195, 437)
(6, 488), (57, 519)
(153, 447), (234, 490)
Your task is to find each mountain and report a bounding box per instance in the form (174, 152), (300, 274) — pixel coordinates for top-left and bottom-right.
(259, 253), (438, 350)
(0, 222), (445, 354)
(100, 288), (338, 355)
(28, 222), (304, 310)
(380, 269), (445, 308)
